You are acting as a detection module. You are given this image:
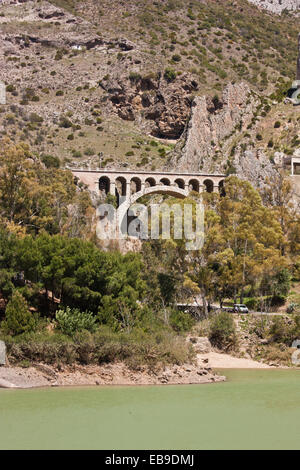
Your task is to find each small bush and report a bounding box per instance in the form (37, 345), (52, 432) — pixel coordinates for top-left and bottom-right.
(41, 154), (60, 168)
(171, 54), (181, 62)
(268, 317), (293, 344)
(129, 72), (141, 82)
(54, 49), (66, 61)
(29, 113), (43, 124)
(6, 84), (16, 93)
(84, 147), (95, 156)
(270, 295), (286, 307)
(55, 307), (97, 336)
(164, 67), (177, 82)
(59, 116), (73, 128)
(72, 150), (82, 158)
(287, 303), (299, 314)
(170, 310), (195, 333)
(209, 312), (237, 351)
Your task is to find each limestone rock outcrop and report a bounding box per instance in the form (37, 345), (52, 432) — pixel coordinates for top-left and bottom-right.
(233, 149), (275, 187)
(189, 337), (211, 354)
(101, 73), (198, 139)
(171, 82), (257, 172)
(169, 82), (277, 188)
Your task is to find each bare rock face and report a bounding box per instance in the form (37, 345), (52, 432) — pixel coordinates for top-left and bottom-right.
(102, 73), (198, 139)
(248, 0), (300, 14)
(171, 82), (257, 173)
(233, 149), (275, 186)
(189, 337), (211, 354)
(169, 82), (278, 187)
(38, 5), (65, 20)
(150, 75), (198, 139)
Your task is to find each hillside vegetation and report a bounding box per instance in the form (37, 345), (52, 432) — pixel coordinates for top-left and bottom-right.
(0, 141), (299, 368)
(0, 0), (299, 170)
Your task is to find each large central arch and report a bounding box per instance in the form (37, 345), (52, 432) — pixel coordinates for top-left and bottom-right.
(131, 184), (188, 202)
(119, 184), (188, 212)
(116, 185), (190, 238)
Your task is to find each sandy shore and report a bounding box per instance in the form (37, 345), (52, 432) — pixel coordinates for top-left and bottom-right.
(197, 352), (274, 369)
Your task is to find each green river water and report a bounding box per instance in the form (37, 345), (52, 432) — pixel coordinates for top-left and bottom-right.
(0, 369), (300, 450)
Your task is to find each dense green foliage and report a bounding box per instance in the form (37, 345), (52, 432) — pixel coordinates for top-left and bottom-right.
(3, 328), (193, 369)
(55, 307), (97, 336)
(0, 142), (299, 367)
(1, 291), (36, 336)
(0, 230), (146, 319)
(0, 140), (93, 238)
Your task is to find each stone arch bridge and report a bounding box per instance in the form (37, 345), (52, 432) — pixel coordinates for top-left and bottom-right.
(71, 169), (226, 204)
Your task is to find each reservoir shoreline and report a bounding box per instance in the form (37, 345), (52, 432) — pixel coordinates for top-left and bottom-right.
(0, 351), (277, 389)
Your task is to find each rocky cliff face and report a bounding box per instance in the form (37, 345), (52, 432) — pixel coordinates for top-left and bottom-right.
(102, 72), (198, 139)
(248, 0), (300, 14)
(170, 82), (277, 187)
(171, 83), (256, 172)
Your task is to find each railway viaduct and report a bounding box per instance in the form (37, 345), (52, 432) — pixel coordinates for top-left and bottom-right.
(70, 169), (226, 203)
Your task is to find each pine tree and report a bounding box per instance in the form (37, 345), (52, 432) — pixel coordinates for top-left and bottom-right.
(2, 291), (36, 336)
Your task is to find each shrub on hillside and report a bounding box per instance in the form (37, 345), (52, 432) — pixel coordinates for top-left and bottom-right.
(41, 154), (60, 168)
(164, 67), (177, 82)
(287, 303), (299, 314)
(209, 312), (238, 351)
(169, 310), (195, 333)
(1, 291), (37, 336)
(3, 327), (195, 369)
(55, 307), (97, 336)
(268, 316), (300, 345)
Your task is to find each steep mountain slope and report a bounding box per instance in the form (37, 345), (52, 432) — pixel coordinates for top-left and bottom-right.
(248, 0), (300, 14)
(0, 0), (299, 182)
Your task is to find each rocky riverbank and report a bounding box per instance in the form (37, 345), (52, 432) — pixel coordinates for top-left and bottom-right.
(0, 358), (226, 389)
(0, 334), (281, 389)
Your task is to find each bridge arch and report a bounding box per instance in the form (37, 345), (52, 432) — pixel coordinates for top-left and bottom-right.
(174, 178), (185, 189)
(145, 177), (156, 187)
(203, 179), (214, 193)
(131, 177), (142, 194)
(99, 176), (110, 194)
(130, 184), (188, 203)
(189, 179), (200, 192)
(218, 179), (226, 197)
(118, 185), (187, 215)
(116, 184), (189, 238)
(160, 177), (171, 186)
(115, 176), (127, 196)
